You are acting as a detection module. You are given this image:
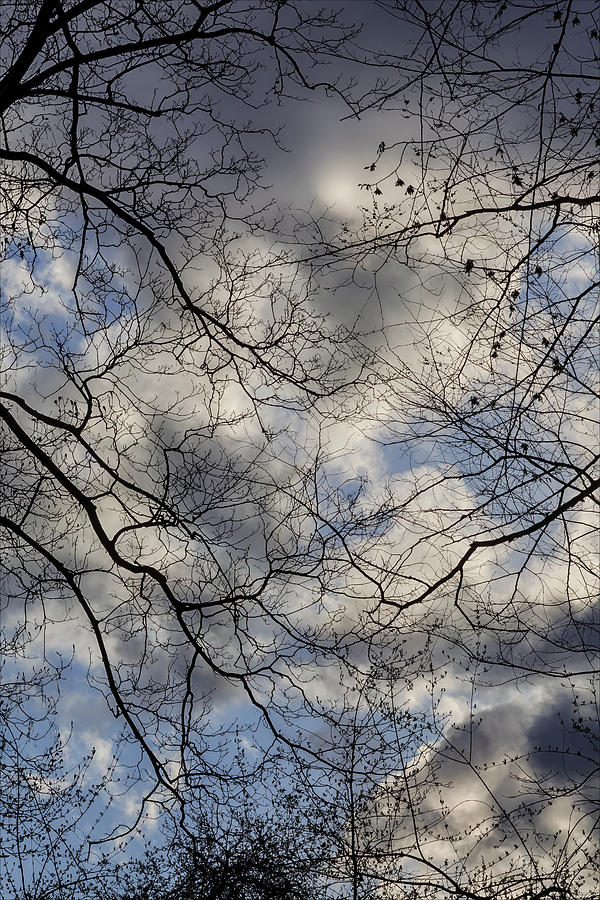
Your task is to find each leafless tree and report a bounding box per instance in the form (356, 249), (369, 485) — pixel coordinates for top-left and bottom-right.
(0, 650), (133, 900)
(312, 1), (599, 897)
(0, 0), (388, 817)
(1, 2), (598, 899)
(341, 0), (599, 650)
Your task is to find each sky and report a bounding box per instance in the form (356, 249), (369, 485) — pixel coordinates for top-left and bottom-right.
(1, 2), (599, 898)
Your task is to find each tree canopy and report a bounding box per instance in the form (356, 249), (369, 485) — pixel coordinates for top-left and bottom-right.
(1, 2), (598, 899)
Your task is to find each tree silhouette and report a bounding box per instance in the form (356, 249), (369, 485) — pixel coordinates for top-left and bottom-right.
(1, 2), (598, 899)
(321, 1), (599, 896)
(0, 0), (382, 811)
(101, 815), (326, 900)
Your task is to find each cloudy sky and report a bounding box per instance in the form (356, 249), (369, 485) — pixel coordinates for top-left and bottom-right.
(1, 2), (598, 898)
